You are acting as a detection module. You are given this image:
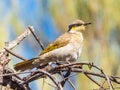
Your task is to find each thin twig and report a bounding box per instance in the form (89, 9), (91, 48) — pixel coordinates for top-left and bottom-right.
(28, 26), (44, 50)
(21, 62), (120, 87)
(44, 80), (57, 88)
(23, 69), (63, 90)
(0, 27), (32, 67)
(59, 71), (76, 90)
(0, 71), (33, 77)
(67, 80), (76, 90)
(0, 27), (33, 89)
(60, 73), (78, 82)
(37, 69), (63, 90)
(53, 62), (102, 71)
(1, 27), (32, 54)
(85, 74), (105, 89)
(42, 78), (45, 90)
(4, 48), (26, 61)
(58, 68), (120, 84)
(103, 73), (115, 90)
(60, 68), (71, 87)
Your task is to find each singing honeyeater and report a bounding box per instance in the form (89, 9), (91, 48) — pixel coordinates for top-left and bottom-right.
(14, 19), (91, 71)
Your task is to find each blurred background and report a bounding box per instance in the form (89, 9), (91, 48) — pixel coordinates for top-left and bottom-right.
(0, 0), (120, 90)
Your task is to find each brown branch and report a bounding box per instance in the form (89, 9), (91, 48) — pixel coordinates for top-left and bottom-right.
(0, 65), (29, 89)
(44, 80), (57, 88)
(0, 26), (120, 90)
(0, 61), (119, 89)
(0, 27), (32, 54)
(51, 63), (120, 82)
(85, 74), (105, 89)
(28, 26), (44, 50)
(62, 68), (120, 84)
(60, 68), (71, 87)
(0, 26), (33, 90)
(37, 69), (62, 90)
(23, 69), (63, 90)
(0, 27), (32, 65)
(15, 62), (119, 89)
(4, 48), (26, 61)
(103, 72), (115, 90)
(60, 72), (76, 90)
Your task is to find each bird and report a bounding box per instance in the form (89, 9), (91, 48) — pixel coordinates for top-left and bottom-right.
(14, 19), (91, 71)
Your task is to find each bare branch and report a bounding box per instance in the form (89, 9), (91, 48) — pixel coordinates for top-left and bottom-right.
(85, 74), (105, 89)
(103, 72), (115, 90)
(0, 26), (33, 90)
(4, 48), (26, 61)
(0, 26), (120, 90)
(28, 26), (44, 50)
(23, 69), (63, 90)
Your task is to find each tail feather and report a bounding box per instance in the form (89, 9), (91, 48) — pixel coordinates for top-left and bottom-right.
(14, 58), (37, 71)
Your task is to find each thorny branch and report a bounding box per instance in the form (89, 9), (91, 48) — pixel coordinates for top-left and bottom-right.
(0, 26), (120, 90)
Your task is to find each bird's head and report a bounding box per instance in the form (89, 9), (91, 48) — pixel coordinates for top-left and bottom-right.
(68, 19), (91, 32)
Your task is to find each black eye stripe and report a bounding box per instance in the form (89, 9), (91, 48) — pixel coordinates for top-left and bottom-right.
(76, 24), (82, 26)
(68, 23), (83, 31)
(69, 24), (82, 28)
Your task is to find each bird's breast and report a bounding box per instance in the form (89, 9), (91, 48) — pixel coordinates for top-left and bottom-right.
(39, 32), (83, 63)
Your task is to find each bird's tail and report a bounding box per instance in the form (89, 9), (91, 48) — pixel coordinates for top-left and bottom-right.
(14, 58), (39, 71)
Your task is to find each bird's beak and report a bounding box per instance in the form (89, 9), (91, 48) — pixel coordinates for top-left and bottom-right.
(83, 22), (91, 26)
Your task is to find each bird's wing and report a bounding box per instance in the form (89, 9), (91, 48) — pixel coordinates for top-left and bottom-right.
(40, 33), (71, 55)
